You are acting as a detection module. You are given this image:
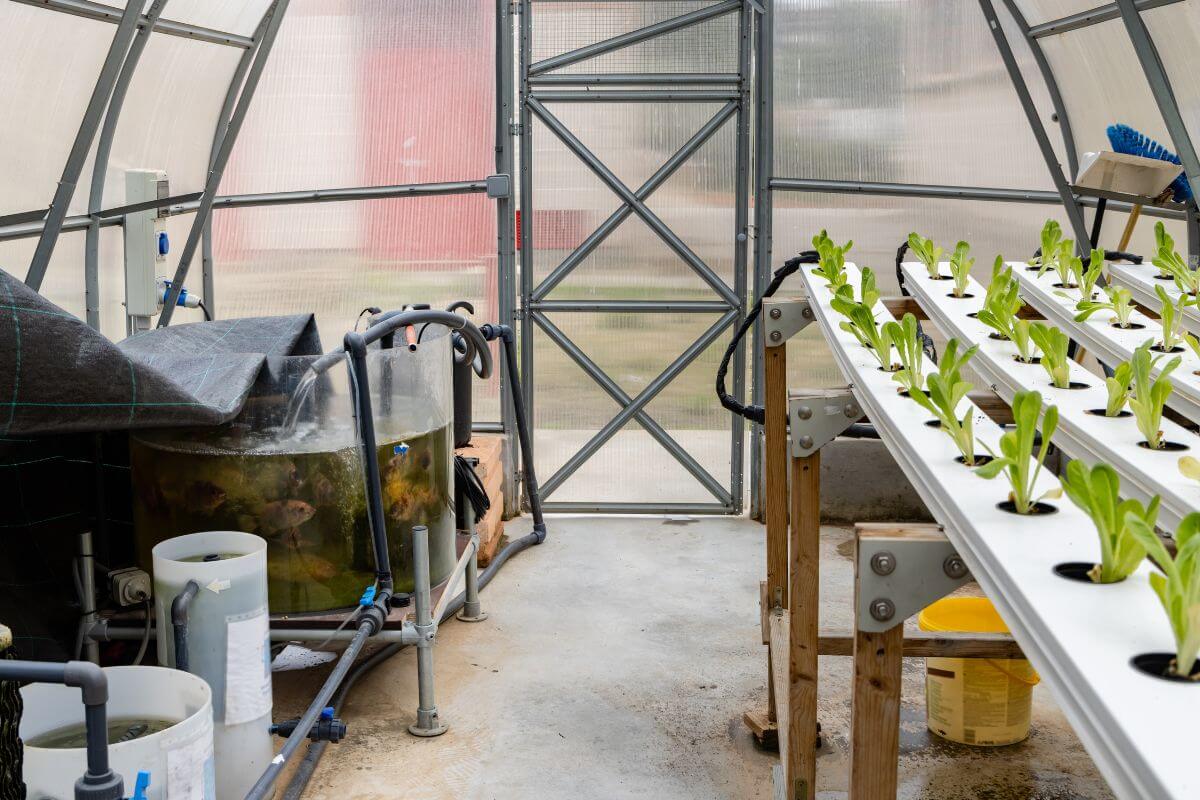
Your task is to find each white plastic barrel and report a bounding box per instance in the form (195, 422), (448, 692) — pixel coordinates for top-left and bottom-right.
(21, 665), (214, 800)
(153, 531), (273, 800)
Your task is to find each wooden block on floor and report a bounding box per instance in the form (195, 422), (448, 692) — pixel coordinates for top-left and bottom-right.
(456, 434), (506, 566)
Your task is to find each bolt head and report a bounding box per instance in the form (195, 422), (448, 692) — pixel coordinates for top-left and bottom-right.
(943, 555), (969, 580)
(797, 406), (812, 420)
(801, 307), (814, 319)
(769, 330), (782, 342)
(798, 435), (814, 450)
(869, 598), (895, 622)
(843, 403), (859, 419)
(769, 307), (782, 320)
(870, 551), (896, 576)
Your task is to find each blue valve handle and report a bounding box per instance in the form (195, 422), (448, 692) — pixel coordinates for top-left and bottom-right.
(130, 770), (151, 800)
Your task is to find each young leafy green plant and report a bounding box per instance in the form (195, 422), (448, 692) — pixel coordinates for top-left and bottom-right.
(1153, 221), (1177, 279)
(908, 339), (980, 465)
(976, 390), (1061, 514)
(1010, 318), (1040, 364)
(1129, 340), (1182, 450)
(1124, 511), (1200, 678)
(1179, 456), (1200, 486)
(948, 241), (974, 298)
(812, 229), (851, 290)
(1051, 239), (1077, 288)
(831, 285), (894, 370)
(1076, 284), (1137, 328)
(1028, 323), (1072, 389)
(1151, 221), (1199, 294)
(1104, 359), (1134, 417)
(1066, 248), (1104, 300)
(1061, 461), (1159, 583)
(884, 313), (926, 395)
(1035, 219), (1064, 276)
(908, 232), (945, 279)
(977, 259), (1025, 342)
(1155, 284), (1193, 352)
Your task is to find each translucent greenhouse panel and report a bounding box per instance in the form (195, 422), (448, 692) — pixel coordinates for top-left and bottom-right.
(210, 195), (501, 422)
(97, 34), (242, 209)
(530, 312), (732, 505)
(0, 234), (86, 324)
(1143, 2), (1200, 157)
(93, 0), (274, 37)
(0, 6), (111, 216)
(1038, 18), (1170, 163)
(531, 1), (739, 74)
(529, 102), (737, 300)
(1014, 0), (1118, 25)
(773, 0), (1058, 190)
(222, 0), (494, 195)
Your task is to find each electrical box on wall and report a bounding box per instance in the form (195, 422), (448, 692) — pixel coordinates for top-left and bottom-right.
(123, 169), (169, 325)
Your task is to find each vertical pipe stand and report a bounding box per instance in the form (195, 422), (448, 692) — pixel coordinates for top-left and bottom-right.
(408, 524), (447, 737)
(457, 505), (489, 623)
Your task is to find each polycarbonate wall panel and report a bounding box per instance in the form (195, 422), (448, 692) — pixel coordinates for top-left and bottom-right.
(774, 0), (1058, 190)
(211, 197), (502, 421)
(1143, 2), (1200, 157)
(1015, 0), (1109, 23)
(1038, 18), (1169, 165)
(0, 6), (111, 216)
(530, 1), (739, 74)
(92, 0), (274, 36)
(223, 0), (495, 195)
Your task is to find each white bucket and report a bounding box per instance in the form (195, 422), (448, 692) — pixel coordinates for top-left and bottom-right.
(20, 665), (214, 800)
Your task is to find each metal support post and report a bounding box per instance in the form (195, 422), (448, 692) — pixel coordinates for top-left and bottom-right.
(977, 0), (1091, 249)
(78, 531), (99, 664)
(408, 524), (447, 737)
(457, 503), (488, 623)
(496, 0), (519, 514)
(729, 0), (752, 513)
(517, 0), (535, 512)
(750, 0), (774, 519)
(26, 0), (144, 291)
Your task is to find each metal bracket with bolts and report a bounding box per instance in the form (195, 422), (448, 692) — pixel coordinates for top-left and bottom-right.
(856, 527), (971, 633)
(762, 296), (813, 348)
(788, 388), (860, 458)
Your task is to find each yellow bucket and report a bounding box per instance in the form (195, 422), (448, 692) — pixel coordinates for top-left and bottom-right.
(917, 597), (1039, 746)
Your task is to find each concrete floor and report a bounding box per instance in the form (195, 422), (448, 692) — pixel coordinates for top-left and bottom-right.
(273, 516), (1112, 800)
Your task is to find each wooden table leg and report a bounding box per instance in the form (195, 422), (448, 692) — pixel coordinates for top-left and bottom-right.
(849, 530), (903, 800)
(787, 450), (820, 800)
(764, 343), (789, 725)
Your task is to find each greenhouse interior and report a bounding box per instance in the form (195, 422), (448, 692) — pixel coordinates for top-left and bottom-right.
(2, 0), (1200, 798)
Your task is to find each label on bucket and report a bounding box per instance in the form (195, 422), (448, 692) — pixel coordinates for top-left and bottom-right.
(166, 731), (216, 800)
(925, 657), (1035, 746)
(225, 610), (272, 725)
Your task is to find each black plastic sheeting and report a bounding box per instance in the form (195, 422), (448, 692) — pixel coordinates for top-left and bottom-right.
(0, 268), (322, 435)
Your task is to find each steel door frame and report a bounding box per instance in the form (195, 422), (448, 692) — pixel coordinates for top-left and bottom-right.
(517, 0), (756, 513)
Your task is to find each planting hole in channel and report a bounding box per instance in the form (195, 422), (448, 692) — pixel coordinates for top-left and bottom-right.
(946, 292), (975, 299)
(929, 274), (952, 281)
(1050, 381), (1090, 391)
(1051, 283), (1079, 290)
(1136, 440), (1190, 452)
(1112, 322), (1147, 330)
(996, 500), (1058, 515)
(1151, 344), (1185, 354)
(924, 419), (944, 430)
(954, 454), (993, 467)
(1053, 562), (1109, 584)
(1013, 355), (1042, 365)
(1130, 653), (1200, 683)
(988, 332), (1009, 341)
(1084, 408), (1133, 418)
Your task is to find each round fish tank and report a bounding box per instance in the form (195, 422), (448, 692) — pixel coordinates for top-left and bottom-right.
(131, 332), (456, 614)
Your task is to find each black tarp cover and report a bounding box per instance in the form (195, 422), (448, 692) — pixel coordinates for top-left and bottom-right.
(0, 268), (322, 435)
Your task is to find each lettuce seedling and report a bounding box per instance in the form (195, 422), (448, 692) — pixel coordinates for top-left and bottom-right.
(909, 340), (979, 464)
(977, 259), (1025, 342)
(1076, 284), (1136, 328)
(1179, 456), (1200, 486)
(1155, 284), (1193, 352)
(1028, 323), (1072, 389)
(1051, 239), (1077, 288)
(1070, 248), (1104, 300)
(1104, 359), (1134, 417)
(1124, 511), (1200, 678)
(1061, 461), (1159, 583)
(1010, 318), (1040, 364)
(1035, 220), (1064, 277)
(812, 229), (851, 290)
(831, 285), (894, 370)
(1129, 340), (1181, 450)
(1151, 221), (1199, 295)
(908, 232), (945, 279)
(948, 241), (974, 298)
(884, 313), (926, 394)
(1153, 221), (1177, 279)
(976, 390), (1061, 514)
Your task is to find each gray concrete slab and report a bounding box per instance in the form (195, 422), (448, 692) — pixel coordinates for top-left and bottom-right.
(273, 516), (1112, 800)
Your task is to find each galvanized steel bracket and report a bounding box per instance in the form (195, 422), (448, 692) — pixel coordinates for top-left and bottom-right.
(788, 388), (859, 457)
(762, 295), (813, 348)
(856, 527), (971, 633)
(486, 174), (512, 199)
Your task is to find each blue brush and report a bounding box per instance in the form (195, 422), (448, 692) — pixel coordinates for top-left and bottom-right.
(1106, 123), (1192, 203)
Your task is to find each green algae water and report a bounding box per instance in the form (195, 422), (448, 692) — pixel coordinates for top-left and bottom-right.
(131, 418), (455, 614)
(26, 717), (176, 749)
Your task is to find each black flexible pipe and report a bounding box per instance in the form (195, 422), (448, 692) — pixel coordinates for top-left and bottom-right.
(715, 251), (821, 425)
(280, 530), (543, 800)
(171, 580), (199, 672)
(0, 660), (122, 800)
